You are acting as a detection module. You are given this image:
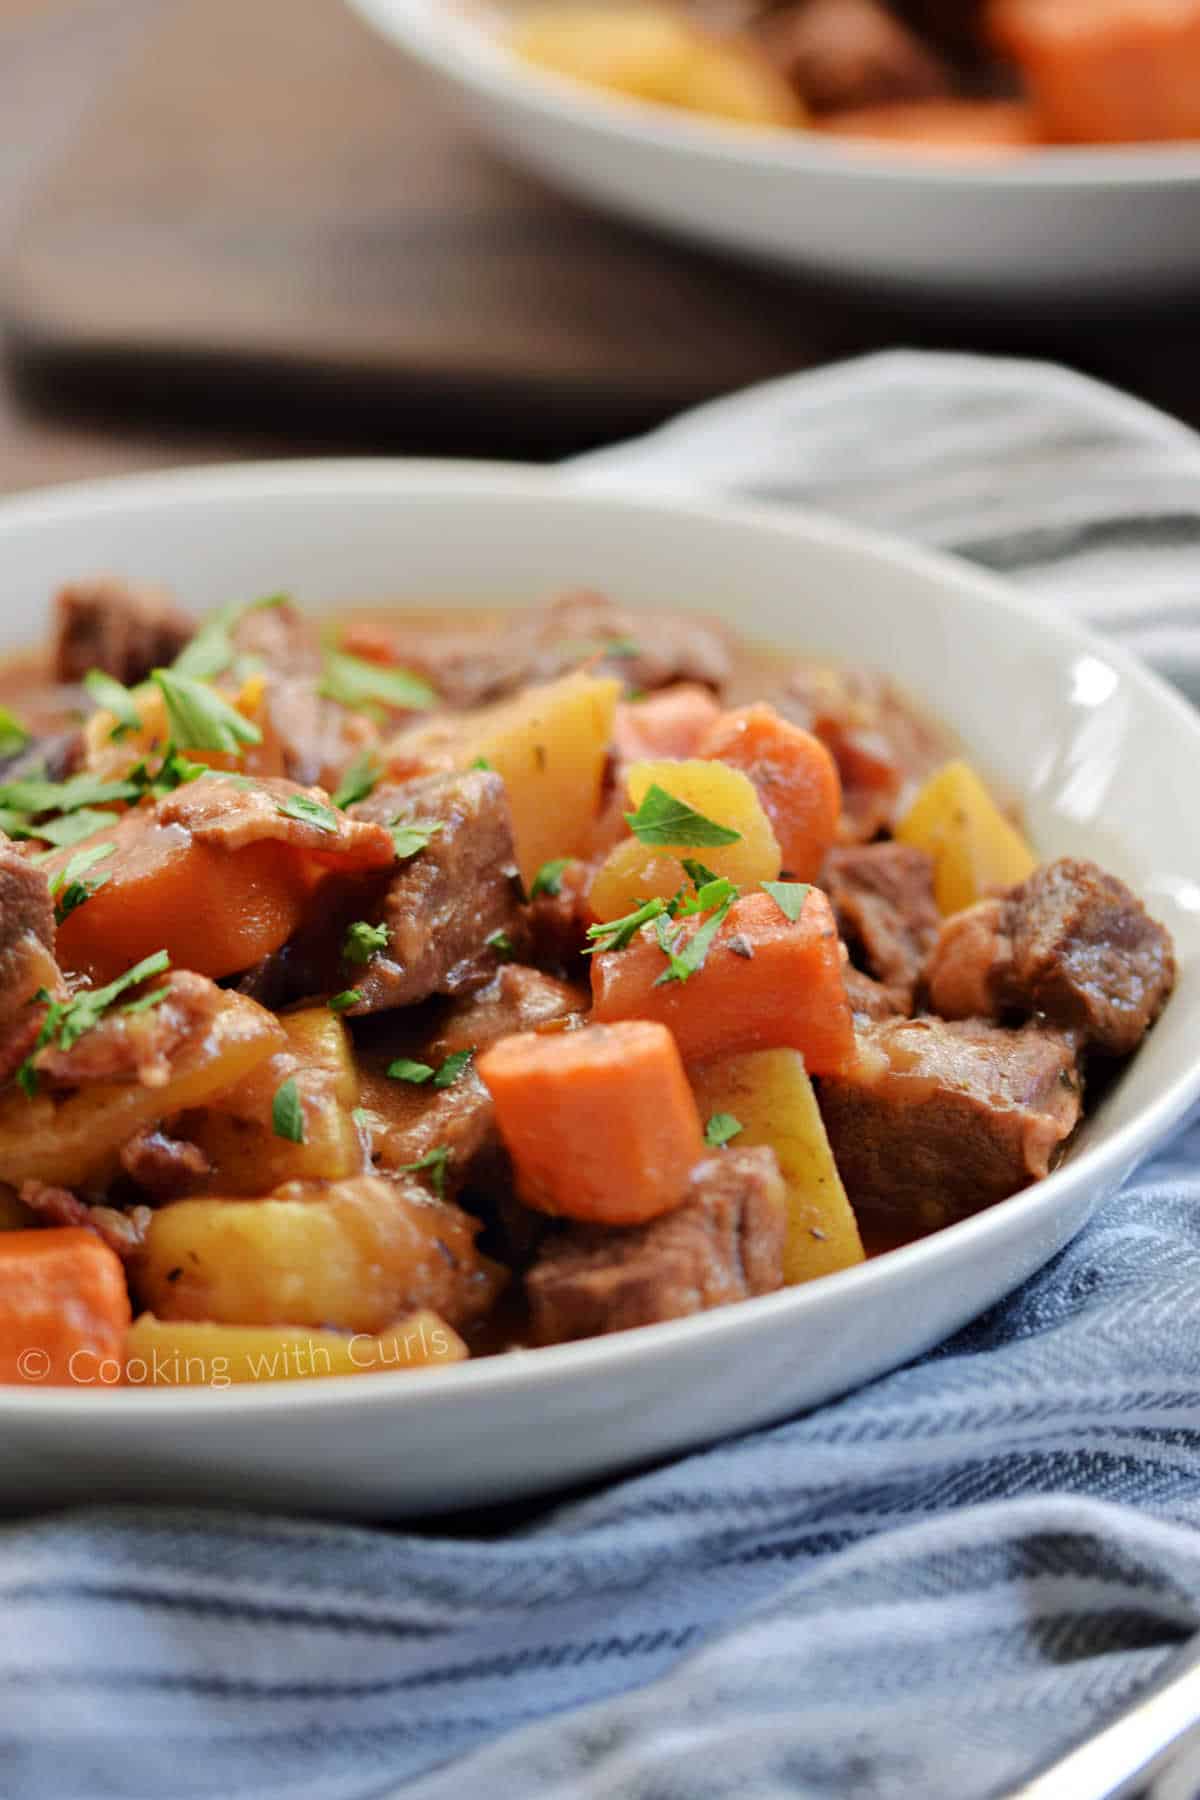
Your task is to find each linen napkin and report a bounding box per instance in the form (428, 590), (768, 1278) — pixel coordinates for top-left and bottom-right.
(5, 351), (1200, 1800)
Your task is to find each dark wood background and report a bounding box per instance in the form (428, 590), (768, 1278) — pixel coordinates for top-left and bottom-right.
(2, 0), (1200, 493)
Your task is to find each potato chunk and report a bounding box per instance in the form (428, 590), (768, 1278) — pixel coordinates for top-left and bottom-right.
(125, 1311), (466, 1386)
(0, 992), (285, 1189)
(388, 670), (620, 885)
(137, 1175), (504, 1333)
(691, 1048), (865, 1284)
(590, 758), (782, 923)
(895, 760), (1035, 915)
(183, 1007), (361, 1193)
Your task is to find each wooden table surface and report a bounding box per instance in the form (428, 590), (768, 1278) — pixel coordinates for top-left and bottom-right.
(3, 0), (1200, 496)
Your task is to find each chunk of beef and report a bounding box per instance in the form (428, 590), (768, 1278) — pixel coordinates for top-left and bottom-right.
(522, 859), (594, 972)
(344, 771), (525, 1013)
(779, 660), (952, 841)
(817, 1016), (1082, 1235)
(820, 842), (939, 1007)
(0, 836), (60, 1086)
(19, 1181), (153, 1263)
(52, 578), (193, 684)
(341, 618), (531, 712)
(0, 727), (83, 785)
(158, 773), (394, 867)
(119, 1129), (213, 1200)
(370, 966), (586, 1195)
(32, 970), (226, 1091)
(260, 680), (379, 791)
(924, 858), (1176, 1056)
(229, 598), (321, 678)
(526, 1146), (786, 1344)
(755, 0), (950, 111)
(843, 964), (905, 1022)
(528, 591), (732, 697)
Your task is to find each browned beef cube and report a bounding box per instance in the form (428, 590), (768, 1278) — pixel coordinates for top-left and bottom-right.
(260, 680), (379, 791)
(843, 965), (905, 1022)
(229, 598), (322, 677)
(821, 842), (939, 1007)
(924, 858), (1176, 1056)
(528, 591), (731, 696)
(817, 1016), (1082, 1235)
(52, 578), (193, 684)
(755, 0), (951, 112)
(526, 1146), (785, 1344)
(346, 771), (524, 1012)
(0, 836), (56, 1086)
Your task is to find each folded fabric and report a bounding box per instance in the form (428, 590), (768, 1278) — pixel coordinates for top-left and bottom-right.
(5, 351), (1200, 1800)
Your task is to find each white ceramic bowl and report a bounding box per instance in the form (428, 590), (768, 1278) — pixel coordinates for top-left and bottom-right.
(1, 460), (1198, 1519)
(344, 0), (1200, 303)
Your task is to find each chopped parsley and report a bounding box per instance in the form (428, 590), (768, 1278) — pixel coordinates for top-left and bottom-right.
(171, 593), (288, 681)
(433, 1048), (474, 1089)
(351, 1106), (372, 1129)
(48, 842), (116, 925)
(151, 669), (263, 754)
(276, 792), (339, 835)
(530, 857), (570, 900)
(585, 895), (672, 957)
(681, 859), (721, 890)
(762, 881), (812, 922)
(83, 669), (142, 739)
(0, 770), (141, 818)
(18, 949), (171, 1097)
(391, 819), (443, 862)
(677, 875), (738, 918)
(388, 1058), (435, 1084)
(271, 1076), (306, 1144)
(344, 919), (389, 964)
(32, 807), (121, 850)
(331, 750), (381, 810)
(328, 989), (363, 1013)
(388, 1049), (475, 1090)
(397, 1144), (453, 1198)
(486, 929), (514, 960)
(705, 1113), (744, 1148)
(469, 756), (492, 772)
(625, 784), (742, 850)
(321, 651), (437, 714)
(653, 890), (737, 988)
(0, 705), (28, 759)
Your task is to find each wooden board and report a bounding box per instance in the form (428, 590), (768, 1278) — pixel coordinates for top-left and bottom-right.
(0, 0), (890, 456)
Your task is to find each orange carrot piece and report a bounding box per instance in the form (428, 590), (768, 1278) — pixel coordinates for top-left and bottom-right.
(478, 1020), (705, 1224)
(0, 1229), (130, 1387)
(591, 888), (856, 1074)
(990, 0), (1200, 144)
(49, 810), (316, 985)
(701, 703), (841, 882)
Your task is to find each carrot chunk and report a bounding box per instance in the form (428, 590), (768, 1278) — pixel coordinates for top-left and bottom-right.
(613, 685), (723, 764)
(49, 811), (315, 985)
(701, 703), (841, 882)
(477, 1020), (705, 1224)
(0, 1229), (130, 1386)
(591, 888), (856, 1073)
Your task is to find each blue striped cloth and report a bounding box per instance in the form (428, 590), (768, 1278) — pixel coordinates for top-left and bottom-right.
(7, 353), (1200, 1800)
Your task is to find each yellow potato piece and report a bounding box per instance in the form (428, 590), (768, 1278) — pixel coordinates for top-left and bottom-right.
(591, 758), (781, 922)
(513, 4), (803, 127)
(896, 759), (1036, 915)
(125, 1312), (467, 1386)
(0, 993), (285, 1189)
(388, 669), (619, 886)
(691, 1048), (864, 1285)
(185, 1007), (361, 1193)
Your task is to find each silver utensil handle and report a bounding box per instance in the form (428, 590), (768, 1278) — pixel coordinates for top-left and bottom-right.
(1008, 1639), (1200, 1800)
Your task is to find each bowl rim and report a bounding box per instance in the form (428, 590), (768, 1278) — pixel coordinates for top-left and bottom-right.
(0, 455), (1197, 1418)
(345, 0), (1200, 191)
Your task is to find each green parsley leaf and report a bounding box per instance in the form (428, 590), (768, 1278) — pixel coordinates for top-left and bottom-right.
(0, 705), (29, 759)
(0, 807), (30, 837)
(585, 895), (672, 956)
(83, 669), (142, 738)
(321, 651), (437, 714)
(397, 1144), (453, 1198)
(331, 750), (381, 810)
(18, 949), (171, 1094)
(388, 1058), (435, 1085)
(171, 594), (289, 681)
(33, 808), (121, 850)
(762, 881), (812, 923)
(653, 893), (736, 987)
(272, 1076), (305, 1144)
(677, 875), (739, 918)
(469, 756), (492, 772)
(704, 1112), (744, 1148)
(152, 669), (263, 755)
(432, 1048), (474, 1089)
(328, 989), (363, 1013)
(530, 857), (570, 900)
(276, 792), (339, 836)
(351, 1106), (372, 1129)
(140, 746), (210, 798)
(652, 914), (692, 987)
(344, 919), (389, 964)
(48, 842), (116, 925)
(391, 819), (443, 862)
(625, 783), (741, 850)
(0, 771), (140, 817)
(682, 859), (721, 891)
(486, 929), (514, 960)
